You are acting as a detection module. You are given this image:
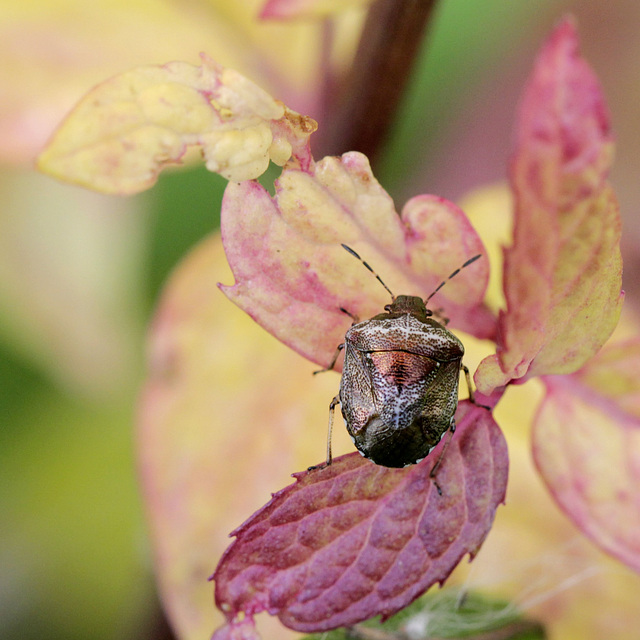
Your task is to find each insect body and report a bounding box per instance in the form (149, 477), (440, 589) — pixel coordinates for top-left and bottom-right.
(320, 246), (479, 469)
(341, 294), (465, 467)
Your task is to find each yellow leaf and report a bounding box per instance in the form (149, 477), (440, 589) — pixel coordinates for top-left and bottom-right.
(38, 55), (316, 194)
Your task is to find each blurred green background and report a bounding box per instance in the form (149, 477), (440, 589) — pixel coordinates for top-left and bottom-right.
(2, 1), (640, 638)
(0, 165), (227, 639)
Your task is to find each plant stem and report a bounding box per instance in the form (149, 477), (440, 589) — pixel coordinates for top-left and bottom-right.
(319, 0), (439, 165)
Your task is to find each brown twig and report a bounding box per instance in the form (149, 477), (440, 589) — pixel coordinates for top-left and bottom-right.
(319, 0), (439, 164)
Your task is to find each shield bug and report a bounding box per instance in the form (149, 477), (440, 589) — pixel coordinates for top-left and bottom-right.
(317, 244), (481, 471)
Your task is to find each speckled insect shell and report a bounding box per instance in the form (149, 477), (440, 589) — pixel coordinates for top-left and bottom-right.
(340, 294), (464, 468)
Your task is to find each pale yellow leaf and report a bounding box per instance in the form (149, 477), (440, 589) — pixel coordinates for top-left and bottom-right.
(38, 55), (316, 194)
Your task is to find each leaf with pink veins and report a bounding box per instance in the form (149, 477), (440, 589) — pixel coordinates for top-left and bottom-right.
(212, 401), (508, 636)
(219, 151), (494, 372)
(38, 54), (316, 195)
(476, 18), (623, 395)
(533, 338), (640, 573)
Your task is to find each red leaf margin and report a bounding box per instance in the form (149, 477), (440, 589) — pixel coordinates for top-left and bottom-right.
(211, 401), (508, 635)
(476, 17), (623, 394)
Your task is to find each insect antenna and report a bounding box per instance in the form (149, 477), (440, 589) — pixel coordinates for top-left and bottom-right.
(424, 254), (482, 305)
(341, 244), (395, 299)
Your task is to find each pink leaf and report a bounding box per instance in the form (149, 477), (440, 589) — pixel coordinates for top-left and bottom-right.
(212, 401), (508, 634)
(476, 18), (623, 394)
(211, 617), (260, 640)
(533, 338), (640, 573)
(220, 151), (494, 371)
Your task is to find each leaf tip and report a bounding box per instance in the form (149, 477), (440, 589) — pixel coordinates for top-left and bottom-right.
(212, 615), (260, 640)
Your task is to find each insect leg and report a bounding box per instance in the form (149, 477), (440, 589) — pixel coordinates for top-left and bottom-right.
(313, 343), (345, 375)
(461, 363), (475, 403)
(325, 394), (340, 466)
(313, 307), (357, 375)
(308, 394), (340, 471)
(431, 307), (450, 325)
(461, 363), (491, 410)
